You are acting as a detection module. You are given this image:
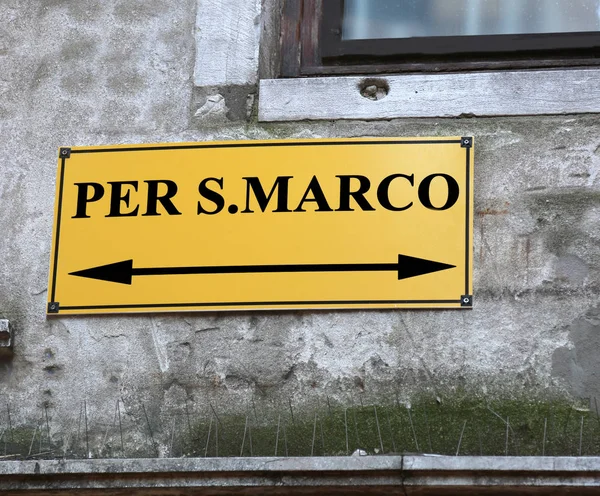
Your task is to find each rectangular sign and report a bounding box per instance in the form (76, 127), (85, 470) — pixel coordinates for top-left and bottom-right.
(47, 137), (473, 315)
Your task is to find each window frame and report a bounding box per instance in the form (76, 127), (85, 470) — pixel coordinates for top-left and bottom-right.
(280, 0), (600, 78)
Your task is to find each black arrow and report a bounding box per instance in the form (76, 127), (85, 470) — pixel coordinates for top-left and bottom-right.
(69, 255), (455, 285)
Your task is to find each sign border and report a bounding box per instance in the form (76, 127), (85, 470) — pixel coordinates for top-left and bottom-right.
(48, 138), (473, 314)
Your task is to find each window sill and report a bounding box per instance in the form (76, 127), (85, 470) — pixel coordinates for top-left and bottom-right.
(258, 68), (600, 122)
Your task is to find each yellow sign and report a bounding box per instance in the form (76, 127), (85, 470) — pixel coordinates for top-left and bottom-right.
(47, 137), (473, 315)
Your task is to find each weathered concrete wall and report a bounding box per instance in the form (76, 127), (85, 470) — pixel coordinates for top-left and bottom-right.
(0, 0), (599, 458)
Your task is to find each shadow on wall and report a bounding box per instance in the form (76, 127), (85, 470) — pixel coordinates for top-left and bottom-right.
(553, 305), (600, 401)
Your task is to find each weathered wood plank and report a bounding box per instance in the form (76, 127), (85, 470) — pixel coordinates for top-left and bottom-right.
(259, 69), (600, 121)
(279, 0), (303, 78)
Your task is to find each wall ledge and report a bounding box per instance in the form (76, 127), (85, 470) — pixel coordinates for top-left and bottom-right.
(3, 456), (600, 494)
(258, 68), (600, 121)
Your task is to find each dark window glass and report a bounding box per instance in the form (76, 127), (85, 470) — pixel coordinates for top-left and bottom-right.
(279, 0), (600, 77)
(343, 0), (600, 40)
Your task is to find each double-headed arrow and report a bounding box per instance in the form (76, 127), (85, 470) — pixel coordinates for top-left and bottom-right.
(69, 255), (455, 285)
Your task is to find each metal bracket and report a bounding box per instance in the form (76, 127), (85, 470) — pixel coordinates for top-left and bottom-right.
(0, 319), (13, 356)
(59, 148), (71, 159)
(460, 137), (473, 148)
(461, 295), (473, 307)
(47, 302), (60, 314)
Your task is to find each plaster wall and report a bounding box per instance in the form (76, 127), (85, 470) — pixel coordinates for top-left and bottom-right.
(0, 0), (599, 456)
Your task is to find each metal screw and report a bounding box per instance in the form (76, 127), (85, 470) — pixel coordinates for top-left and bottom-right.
(49, 304), (56, 310)
(61, 149), (68, 156)
(463, 139), (470, 145)
(463, 297), (470, 304)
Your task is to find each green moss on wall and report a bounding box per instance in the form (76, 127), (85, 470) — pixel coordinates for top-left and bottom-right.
(3, 395), (598, 459)
(172, 395), (597, 458)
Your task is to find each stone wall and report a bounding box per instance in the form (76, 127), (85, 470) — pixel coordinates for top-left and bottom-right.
(0, 0), (599, 458)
